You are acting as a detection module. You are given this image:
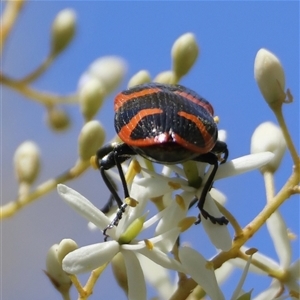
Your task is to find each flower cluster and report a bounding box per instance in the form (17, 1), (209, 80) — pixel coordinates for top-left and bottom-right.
(57, 149), (274, 300)
(2, 3), (298, 299)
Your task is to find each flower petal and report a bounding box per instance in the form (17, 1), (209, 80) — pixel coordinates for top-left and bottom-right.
(62, 241), (119, 274)
(179, 246), (225, 300)
(214, 152), (274, 180)
(266, 210), (291, 268)
(202, 194), (232, 251)
(122, 250), (147, 300)
(150, 227), (181, 252)
(230, 255), (252, 300)
(57, 184), (115, 236)
(155, 191), (192, 237)
(215, 262), (234, 284)
(139, 247), (184, 272)
(289, 259), (300, 279)
(136, 253), (176, 300)
(210, 188), (227, 205)
(252, 279), (282, 300)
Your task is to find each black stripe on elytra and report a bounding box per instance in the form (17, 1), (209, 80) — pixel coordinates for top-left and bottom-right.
(119, 83), (212, 112)
(128, 113), (217, 149)
(115, 90), (213, 128)
(115, 90), (217, 148)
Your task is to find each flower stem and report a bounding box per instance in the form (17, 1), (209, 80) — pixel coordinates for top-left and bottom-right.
(84, 264), (108, 297)
(0, 73), (77, 106)
(0, 160), (90, 219)
(17, 54), (55, 84)
(0, 0), (24, 52)
(272, 105), (299, 167)
(212, 167), (299, 271)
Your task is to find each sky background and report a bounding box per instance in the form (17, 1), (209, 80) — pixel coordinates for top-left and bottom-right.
(2, 1), (299, 300)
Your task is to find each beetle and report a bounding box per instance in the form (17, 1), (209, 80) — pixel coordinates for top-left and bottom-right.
(94, 83), (229, 237)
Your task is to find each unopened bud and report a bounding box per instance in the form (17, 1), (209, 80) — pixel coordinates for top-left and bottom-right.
(57, 239), (78, 264)
(14, 141), (40, 184)
(218, 130), (227, 143)
(254, 48), (286, 107)
(153, 71), (175, 84)
(78, 120), (105, 161)
(45, 244), (72, 294)
(79, 56), (127, 96)
(171, 33), (199, 79)
(128, 70), (151, 88)
(250, 122), (286, 173)
(51, 9), (76, 56)
(79, 78), (105, 121)
(46, 106), (70, 131)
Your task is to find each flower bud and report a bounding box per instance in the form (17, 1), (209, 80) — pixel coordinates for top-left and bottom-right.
(78, 56), (127, 96)
(14, 141), (40, 184)
(171, 33), (199, 79)
(250, 122), (286, 173)
(46, 106), (70, 131)
(51, 9), (76, 56)
(218, 130), (227, 143)
(254, 48), (286, 106)
(57, 239), (78, 264)
(45, 244), (72, 293)
(127, 70), (151, 88)
(153, 71), (175, 84)
(79, 78), (105, 121)
(78, 120), (105, 161)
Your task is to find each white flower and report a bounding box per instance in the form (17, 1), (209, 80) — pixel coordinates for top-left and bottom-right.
(153, 151), (275, 251)
(57, 183), (184, 300)
(179, 246), (254, 300)
(57, 149), (274, 299)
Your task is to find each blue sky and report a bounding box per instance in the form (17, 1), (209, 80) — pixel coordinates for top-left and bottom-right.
(2, 1), (299, 300)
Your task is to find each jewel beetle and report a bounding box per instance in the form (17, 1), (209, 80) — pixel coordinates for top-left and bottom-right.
(95, 83), (229, 237)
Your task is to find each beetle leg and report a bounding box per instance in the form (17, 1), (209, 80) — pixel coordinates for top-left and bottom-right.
(194, 152), (228, 225)
(100, 165), (124, 208)
(211, 140), (229, 164)
(103, 202), (127, 241)
(97, 143), (136, 240)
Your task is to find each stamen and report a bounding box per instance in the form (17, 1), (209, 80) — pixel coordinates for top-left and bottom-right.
(214, 115), (219, 123)
(175, 194), (186, 210)
(144, 239), (154, 250)
(245, 248), (258, 256)
(125, 197), (139, 207)
(178, 216), (197, 232)
(168, 181), (181, 190)
(125, 159), (141, 185)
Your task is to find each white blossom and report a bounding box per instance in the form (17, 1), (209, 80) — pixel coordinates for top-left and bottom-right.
(57, 150), (274, 299)
(57, 183), (184, 300)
